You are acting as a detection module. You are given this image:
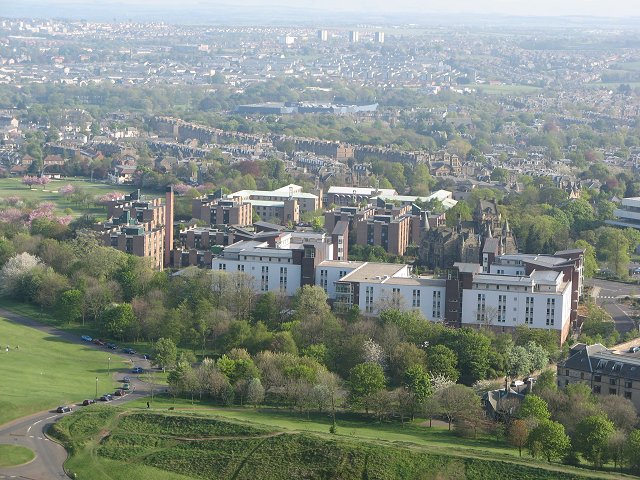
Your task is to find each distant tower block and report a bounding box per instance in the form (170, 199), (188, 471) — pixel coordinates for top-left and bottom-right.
(375, 31), (385, 43)
(349, 31), (359, 43)
(318, 29), (328, 41)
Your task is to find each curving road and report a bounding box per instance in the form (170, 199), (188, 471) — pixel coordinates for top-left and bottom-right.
(586, 278), (639, 335)
(0, 308), (156, 480)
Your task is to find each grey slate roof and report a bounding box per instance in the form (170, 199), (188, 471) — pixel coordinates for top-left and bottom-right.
(560, 343), (640, 380)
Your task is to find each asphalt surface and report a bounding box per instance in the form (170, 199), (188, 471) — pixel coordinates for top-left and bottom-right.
(586, 278), (640, 335)
(0, 308), (157, 480)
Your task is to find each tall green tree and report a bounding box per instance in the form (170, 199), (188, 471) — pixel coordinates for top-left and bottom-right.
(152, 337), (178, 372)
(575, 415), (616, 468)
(349, 362), (386, 414)
(527, 420), (570, 462)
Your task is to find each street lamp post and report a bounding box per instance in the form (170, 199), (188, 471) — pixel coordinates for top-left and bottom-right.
(95, 377), (98, 399)
(108, 357), (111, 376)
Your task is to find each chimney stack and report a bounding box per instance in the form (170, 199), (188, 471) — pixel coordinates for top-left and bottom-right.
(164, 186), (174, 268)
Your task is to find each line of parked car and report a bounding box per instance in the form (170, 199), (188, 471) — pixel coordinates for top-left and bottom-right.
(56, 375), (136, 413)
(80, 335), (153, 360)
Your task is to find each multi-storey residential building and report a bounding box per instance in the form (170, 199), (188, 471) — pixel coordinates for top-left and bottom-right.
(212, 231), (334, 294)
(608, 196), (640, 230)
(325, 186), (397, 207)
(453, 250), (584, 343)
(330, 262), (447, 320)
(558, 343), (640, 410)
(459, 269), (572, 341)
(326, 202), (426, 256)
(207, 237), (583, 344)
(227, 184), (322, 219)
(99, 188), (174, 270)
(192, 195), (253, 227)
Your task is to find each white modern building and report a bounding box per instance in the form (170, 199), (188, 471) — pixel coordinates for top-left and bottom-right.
(608, 197), (640, 230)
(227, 184), (321, 219)
(371, 189), (458, 210)
(212, 232), (334, 296)
(331, 262), (447, 321)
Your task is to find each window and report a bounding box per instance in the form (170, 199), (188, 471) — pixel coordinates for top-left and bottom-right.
(525, 297), (534, 324)
(392, 288), (401, 308)
(261, 266), (269, 292)
(609, 388), (617, 395)
(218, 263), (226, 271)
(237, 264), (244, 272)
(593, 385), (601, 394)
(320, 269), (328, 292)
(625, 391), (633, 399)
(610, 378), (617, 385)
(365, 286), (374, 313)
(565, 369), (569, 376)
(594, 375), (602, 382)
(580, 372), (584, 380)
(476, 293), (485, 323)
(432, 291), (441, 319)
(497, 295), (506, 323)
(279, 267), (288, 292)
(412, 289), (421, 308)
(626, 381), (633, 389)
(546, 298), (555, 326)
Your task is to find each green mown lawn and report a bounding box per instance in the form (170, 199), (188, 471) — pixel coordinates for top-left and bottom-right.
(0, 316), (130, 425)
(0, 444), (35, 466)
(0, 177), (156, 217)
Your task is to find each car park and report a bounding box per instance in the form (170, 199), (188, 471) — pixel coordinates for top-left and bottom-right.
(56, 406), (72, 413)
(82, 399), (96, 406)
(81, 335), (92, 342)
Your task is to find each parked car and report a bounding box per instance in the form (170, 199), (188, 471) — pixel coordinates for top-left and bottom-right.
(122, 383), (130, 390)
(629, 346), (640, 353)
(143, 354), (152, 360)
(81, 335), (92, 342)
(82, 399), (96, 406)
(106, 343), (118, 350)
(122, 376), (131, 382)
(113, 389), (125, 396)
(92, 338), (105, 346)
(98, 395), (111, 402)
(132, 367), (144, 374)
(56, 406), (72, 413)
(122, 348), (136, 354)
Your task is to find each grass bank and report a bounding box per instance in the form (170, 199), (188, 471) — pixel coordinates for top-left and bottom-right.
(0, 316), (130, 425)
(50, 406), (625, 480)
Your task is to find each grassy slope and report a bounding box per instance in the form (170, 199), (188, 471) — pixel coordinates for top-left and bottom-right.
(51, 407), (628, 480)
(0, 316), (131, 425)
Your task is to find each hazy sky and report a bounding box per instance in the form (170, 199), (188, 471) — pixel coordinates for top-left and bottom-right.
(24, 0), (640, 17)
